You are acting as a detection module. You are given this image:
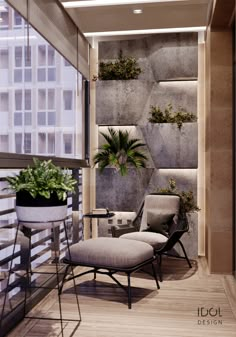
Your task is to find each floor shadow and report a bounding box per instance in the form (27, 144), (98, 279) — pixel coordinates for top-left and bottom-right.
(63, 278), (157, 307)
(135, 256), (198, 281)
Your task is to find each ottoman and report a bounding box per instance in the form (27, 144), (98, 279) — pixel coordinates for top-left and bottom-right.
(62, 237), (159, 309)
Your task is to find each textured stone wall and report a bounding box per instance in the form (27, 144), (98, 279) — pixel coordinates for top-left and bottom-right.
(95, 33), (198, 258)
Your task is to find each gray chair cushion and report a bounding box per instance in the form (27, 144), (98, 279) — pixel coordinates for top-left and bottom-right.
(146, 210), (175, 235)
(120, 232), (168, 250)
(140, 195), (180, 231)
(66, 237), (154, 269)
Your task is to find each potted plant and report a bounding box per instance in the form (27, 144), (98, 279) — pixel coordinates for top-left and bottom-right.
(5, 158), (77, 228)
(156, 178), (200, 214)
(94, 127), (148, 176)
(148, 103), (197, 130)
(93, 50), (142, 81)
(95, 50), (152, 125)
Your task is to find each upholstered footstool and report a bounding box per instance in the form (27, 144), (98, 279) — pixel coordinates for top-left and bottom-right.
(63, 237), (159, 309)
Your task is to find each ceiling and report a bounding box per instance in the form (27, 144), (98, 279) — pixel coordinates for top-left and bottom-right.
(60, 0), (213, 40)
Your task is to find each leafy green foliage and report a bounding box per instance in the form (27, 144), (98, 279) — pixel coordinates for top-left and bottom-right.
(148, 103), (197, 130)
(157, 178), (200, 213)
(5, 158), (77, 201)
(95, 50), (142, 81)
(93, 128), (147, 176)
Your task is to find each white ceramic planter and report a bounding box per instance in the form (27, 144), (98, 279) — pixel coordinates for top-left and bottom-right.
(16, 205), (67, 230)
(15, 191), (68, 230)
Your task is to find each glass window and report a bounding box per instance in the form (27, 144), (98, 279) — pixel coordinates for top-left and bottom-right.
(48, 89), (55, 109)
(14, 112), (22, 126)
(15, 133), (22, 153)
(14, 69), (22, 82)
(15, 90), (22, 110)
(14, 12), (22, 26)
(63, 91), (73, 110)
(24, 133), (31, 153)
(0, 92), (8, 111)
(38, 111), (46, 126)
(38, 133), (46, 153)
(63, 134), (73, 154)
(15, 47), (22, 67)
(24, 69), (32, 82)
(24, 46), (31, 67)
(48, 111), (56, 126)
(0, 8), (9, 28)
(0, 49), (8, 69)
(0, 135), (8, 152)
(0, 2), (83, 159)
(24, 112), (32, 126)
(48, 68), (56, 81)
(24, 90), (31, 110)
(38, 89), (46, 109)
(48, 46), (55, 66)
(38, 45), (46, 66)
(38, 68), (46, 82)
(48, 133), (55, 153)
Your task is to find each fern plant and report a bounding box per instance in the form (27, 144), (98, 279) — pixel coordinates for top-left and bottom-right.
(94, 128), (147, 176)
(148, 104), (197, 130)
(95, 50), (142, 81)
(5, 158), (76, 201)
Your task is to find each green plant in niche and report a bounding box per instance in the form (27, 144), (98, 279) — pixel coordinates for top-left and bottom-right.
(93, 127), (148, 176)
(148, 103), (197, 130)
(95, 50), (142, 81)
(5, 158), (77, 201)
(157, 178), (200, 213)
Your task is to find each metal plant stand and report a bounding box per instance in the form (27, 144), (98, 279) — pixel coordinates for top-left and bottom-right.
(0, 219), (81, 337)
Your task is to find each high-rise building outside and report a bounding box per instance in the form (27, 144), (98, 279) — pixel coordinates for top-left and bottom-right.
(0, 0), (83, 159)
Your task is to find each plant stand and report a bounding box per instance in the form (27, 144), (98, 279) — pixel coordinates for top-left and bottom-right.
(0, 219), (81, 337)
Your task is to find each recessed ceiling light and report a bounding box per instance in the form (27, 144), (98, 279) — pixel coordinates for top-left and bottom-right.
(62, 0), (186, 8)
(84, 26), (207, 37)
(133, 9), (143, 14)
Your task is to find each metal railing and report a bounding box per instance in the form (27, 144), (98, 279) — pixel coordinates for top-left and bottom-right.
(0, 153), (87, 336)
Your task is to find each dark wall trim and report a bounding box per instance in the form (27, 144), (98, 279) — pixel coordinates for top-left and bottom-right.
(233, 18), (236, 279)
(84, 79), (90, 162)
(0, 153), (89, 169)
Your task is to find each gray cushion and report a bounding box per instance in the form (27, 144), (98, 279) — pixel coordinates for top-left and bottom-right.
(65, 237), (153, 269)
(146, 210), (175, 235)
(140, 195), (179, 231)
(120, 232), (168, 250)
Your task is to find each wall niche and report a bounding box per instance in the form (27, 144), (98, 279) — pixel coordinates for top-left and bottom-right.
(95, 33), (199, 258)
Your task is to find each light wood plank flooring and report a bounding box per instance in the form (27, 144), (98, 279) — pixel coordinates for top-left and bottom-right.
(6, 257), (236, 337)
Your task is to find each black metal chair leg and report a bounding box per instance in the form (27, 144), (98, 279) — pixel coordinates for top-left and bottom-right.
(127, 273), (132, 309)
(151, 261), (160, 289)
(158, 254), (163, 282)
(178, 239), (192, 268)
(94, 268), (97, 280)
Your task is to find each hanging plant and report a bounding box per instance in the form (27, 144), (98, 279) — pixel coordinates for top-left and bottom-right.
(93, 50), (142, 81)
(148, 103), (197, 130)
(93, 128), (147, 176)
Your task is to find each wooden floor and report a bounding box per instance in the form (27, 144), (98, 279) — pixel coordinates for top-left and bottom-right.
(6, 257), (236, 337)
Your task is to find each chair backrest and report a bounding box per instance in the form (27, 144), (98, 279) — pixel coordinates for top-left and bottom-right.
(139, 193), (180, 231)
(156, 212), (190, 253)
